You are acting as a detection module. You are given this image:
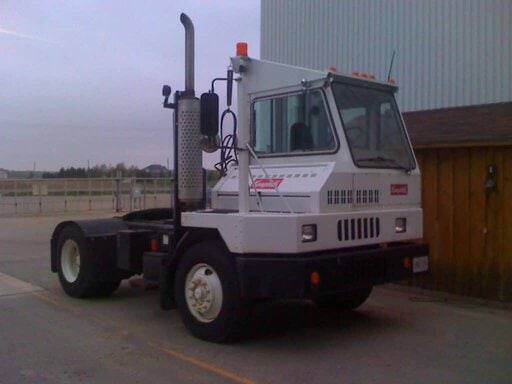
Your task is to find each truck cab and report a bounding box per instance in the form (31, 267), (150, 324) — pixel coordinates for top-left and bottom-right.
(188, 58), (423, 254)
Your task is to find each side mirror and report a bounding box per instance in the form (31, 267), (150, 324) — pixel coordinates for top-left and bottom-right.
(162, 85), (175, 109)
(200, 92), (219, 136)
(162, 85), (172, 97)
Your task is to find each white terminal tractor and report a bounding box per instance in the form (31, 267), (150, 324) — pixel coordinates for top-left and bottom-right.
(50, 14), (429, 343)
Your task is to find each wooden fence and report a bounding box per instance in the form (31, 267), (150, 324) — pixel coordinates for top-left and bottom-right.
(411, 143), (512, 301)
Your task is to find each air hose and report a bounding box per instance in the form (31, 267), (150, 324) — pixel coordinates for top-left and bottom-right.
(214, 108), (238, 176)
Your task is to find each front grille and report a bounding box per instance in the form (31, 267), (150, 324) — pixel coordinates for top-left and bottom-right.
(337, 217), (380, 241)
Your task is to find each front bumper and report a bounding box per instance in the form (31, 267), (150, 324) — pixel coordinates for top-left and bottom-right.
(236, 243), (428, 299)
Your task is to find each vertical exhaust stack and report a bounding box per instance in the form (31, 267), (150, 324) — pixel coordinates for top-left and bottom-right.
(177, 13), (203, 207)
(180, 13), (195, 95)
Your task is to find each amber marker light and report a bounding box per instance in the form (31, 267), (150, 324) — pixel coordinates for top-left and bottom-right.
(403, 257), (412, 269)
(236, 42), (248, 56)
(310, 271), (321, 285)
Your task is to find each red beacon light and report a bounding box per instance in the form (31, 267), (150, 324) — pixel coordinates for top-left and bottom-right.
(328, 66), (337, 72)
(236, 42), (248, 57)
(388, 78), (396, 84)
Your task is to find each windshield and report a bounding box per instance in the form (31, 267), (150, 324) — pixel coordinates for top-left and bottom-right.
(332, 83), (415, 170)
(251, 89), (336, 155)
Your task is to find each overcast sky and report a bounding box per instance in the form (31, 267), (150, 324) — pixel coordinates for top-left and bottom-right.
(0, 0), (260, 171)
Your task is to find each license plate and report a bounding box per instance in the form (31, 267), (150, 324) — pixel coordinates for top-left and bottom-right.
(413, 256), (429, 273)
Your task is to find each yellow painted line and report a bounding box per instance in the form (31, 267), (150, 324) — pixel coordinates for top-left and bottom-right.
(147, 341), (256, 384)
(33, 290), (256, 384)
(33, 291), (82, 315)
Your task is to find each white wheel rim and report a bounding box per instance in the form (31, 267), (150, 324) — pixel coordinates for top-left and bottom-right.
(185, 263), (223, 323)
(61, 239), (80, 283)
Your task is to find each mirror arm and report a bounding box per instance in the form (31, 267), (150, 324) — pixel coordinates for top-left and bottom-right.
(226, 68), (233, 107)
(163, 96), (176, 109)
(210, 66), (234, 107)
(210, 77), (227, 93)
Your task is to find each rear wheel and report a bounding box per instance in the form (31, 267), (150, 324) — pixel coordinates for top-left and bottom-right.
(57, 226), (120, 298)
(175, 241), (249, 343)
(314, 287), (373, 311)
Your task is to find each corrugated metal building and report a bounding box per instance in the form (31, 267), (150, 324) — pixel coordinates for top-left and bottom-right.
(261, 0), (511, 112)
(261, 0), (512, 301)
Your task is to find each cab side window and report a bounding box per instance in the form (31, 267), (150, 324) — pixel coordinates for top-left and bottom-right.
(252, 90), (336, 154)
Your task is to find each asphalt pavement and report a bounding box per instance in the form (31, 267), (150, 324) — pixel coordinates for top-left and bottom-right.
(1, 213), (511, 383)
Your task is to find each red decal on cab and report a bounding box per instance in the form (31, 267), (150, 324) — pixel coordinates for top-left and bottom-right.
(250, 178), (284, 190)
(391, 184), (408, 195)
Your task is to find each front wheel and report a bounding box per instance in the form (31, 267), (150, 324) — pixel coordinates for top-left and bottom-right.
(174, 241), (249, 343)
(314, 287), (373, 311)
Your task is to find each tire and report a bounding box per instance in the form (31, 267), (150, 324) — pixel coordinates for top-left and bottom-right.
(314, 287), (373, 311)
(94, 280), (122, 297)
(174, 241), (249, 343)
(57, 226), (120, 298)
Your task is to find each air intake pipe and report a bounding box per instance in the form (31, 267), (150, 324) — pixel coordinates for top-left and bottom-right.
(177, 13), (203, 206)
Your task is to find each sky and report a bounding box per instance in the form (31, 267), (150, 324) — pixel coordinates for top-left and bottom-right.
(0, 0), (260, 171)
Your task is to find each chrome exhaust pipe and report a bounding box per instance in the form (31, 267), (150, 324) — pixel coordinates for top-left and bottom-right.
(180, 13), (194, 95)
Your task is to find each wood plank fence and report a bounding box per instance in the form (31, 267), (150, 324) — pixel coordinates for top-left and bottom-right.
(411, 144), (512, 301)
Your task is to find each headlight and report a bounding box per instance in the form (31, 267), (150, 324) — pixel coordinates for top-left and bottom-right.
(301, 224), (317, 242)
(395, 218), (406, 233)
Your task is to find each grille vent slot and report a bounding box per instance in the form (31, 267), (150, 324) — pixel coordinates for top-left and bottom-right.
(327, 189), (353, 205)
(337, 217), (380, 241)
(355, 189), (379, 204)
(328, 189), (379, 205)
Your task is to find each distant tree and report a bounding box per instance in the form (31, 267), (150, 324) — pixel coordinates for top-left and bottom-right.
(42, 163), (156, 178)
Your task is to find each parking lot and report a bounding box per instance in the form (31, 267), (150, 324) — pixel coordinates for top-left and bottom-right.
(1, 213), (511, 383)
